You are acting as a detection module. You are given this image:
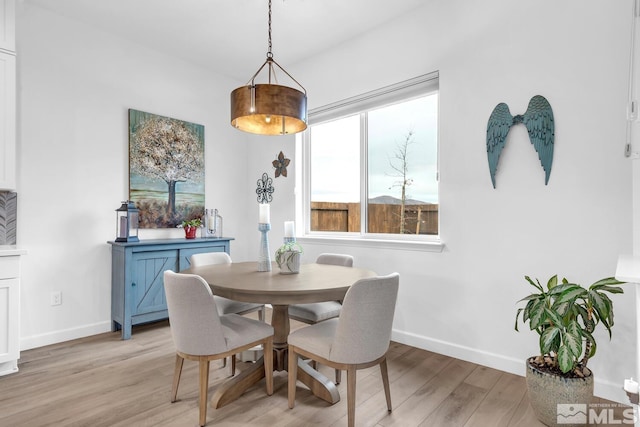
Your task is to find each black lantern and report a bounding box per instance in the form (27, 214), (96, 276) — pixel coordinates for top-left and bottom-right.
(115, 201), (139, 242)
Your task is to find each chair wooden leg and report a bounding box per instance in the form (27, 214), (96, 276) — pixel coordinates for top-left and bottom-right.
(335, 368), (341, 385)
(346, 366), (357, 427)
(288, 346), (298, 409)
(222, 357), (227, 368)
(380, 358), (392, 412)
(264, 337), (274, 395)
(231, 354), (236, 376)
(198, 358), (210, 427)
(171, 354), (184, 403)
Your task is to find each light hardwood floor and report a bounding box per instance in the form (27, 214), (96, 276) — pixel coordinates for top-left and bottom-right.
(0, 312), (630, 427)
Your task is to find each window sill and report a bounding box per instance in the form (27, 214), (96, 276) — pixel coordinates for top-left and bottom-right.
(296, 235), (445, 253)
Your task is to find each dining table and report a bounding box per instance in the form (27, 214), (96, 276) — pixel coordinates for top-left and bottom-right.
(180, 260), (376, 408)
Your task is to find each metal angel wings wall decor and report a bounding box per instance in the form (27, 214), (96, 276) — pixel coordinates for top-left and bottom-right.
(486, 95), (555, 188)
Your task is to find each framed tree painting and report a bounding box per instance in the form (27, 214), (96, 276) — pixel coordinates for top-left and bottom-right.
(128, 109), (205, 228)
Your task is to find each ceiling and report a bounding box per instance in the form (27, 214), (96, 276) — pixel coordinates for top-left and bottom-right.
(25, 0), (427, 81)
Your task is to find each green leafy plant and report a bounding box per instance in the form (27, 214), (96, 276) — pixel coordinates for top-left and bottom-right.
(275, 241), (303, 270)
(515, 275), (626, 377)
(180, 218), (202, 228)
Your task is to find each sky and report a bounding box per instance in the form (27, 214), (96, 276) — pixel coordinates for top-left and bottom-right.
(310, 93), (439, 204)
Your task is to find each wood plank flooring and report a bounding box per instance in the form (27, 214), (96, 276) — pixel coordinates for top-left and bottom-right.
(0, 312), (631, 427)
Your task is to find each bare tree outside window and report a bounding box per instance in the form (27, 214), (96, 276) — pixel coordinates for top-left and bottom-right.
(387, 130), (415, 234)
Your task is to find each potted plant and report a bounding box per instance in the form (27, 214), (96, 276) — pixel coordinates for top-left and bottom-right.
(180, 218), (202, 239)
(515, 275), (626, 427)
(275, 241), (303, 274)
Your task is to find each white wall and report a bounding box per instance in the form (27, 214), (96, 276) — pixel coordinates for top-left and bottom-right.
(15, 4), (255, 348)
(14, 0), (637, 405)
(244, 133), (297, 260)
(285, 0), (636, 403)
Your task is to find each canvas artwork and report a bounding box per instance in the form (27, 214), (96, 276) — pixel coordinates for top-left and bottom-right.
(128, 109), (205, 228)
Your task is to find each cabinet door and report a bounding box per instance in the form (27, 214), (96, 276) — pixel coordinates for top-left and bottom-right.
(0, 50), (15, 190)
(0, 277), (18, 364)
(131, 250), (179, 316)
(0, 0), (15, 52)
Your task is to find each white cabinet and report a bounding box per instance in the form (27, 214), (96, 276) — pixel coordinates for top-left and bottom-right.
(0, 0), (15, 191)
(0, 0), (15, 52)
(0, 248), (25, 376)
(0, 51), (15, 191)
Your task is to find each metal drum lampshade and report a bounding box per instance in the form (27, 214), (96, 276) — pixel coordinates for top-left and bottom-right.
(231, 82), (307, 135)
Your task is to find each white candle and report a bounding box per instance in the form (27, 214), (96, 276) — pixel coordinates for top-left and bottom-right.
(119, 216), (128, 238)
(284, 221), (295, 237)
(624, 378), (639, 394)
(259, 204), (270, 224)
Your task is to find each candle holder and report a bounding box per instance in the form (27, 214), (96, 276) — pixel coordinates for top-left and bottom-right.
(258, 223), (272, 272)
(283, 236), (296, 244)
(204, 208), (223, 238)
(115, 201), (139, 242)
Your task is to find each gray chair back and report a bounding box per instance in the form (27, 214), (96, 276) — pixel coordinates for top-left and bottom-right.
(316, 253), (354, 267)
(164, 270), (227, 355)
(330, 273), (399, 364)
(190, 251), (232, 267)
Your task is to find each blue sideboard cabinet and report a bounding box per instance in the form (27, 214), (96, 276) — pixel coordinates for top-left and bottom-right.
(108, 238), (234, 339)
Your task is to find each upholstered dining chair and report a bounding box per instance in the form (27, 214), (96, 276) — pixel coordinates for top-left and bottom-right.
(288, 253), (353, 383)
(287, 273), (399, 427)
(189, 252), (266, 322)
(190, 252), (266, 375)
(164, 270), (274, 427)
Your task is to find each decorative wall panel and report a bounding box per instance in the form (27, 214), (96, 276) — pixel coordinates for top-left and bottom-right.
(0, 191), (16, 244)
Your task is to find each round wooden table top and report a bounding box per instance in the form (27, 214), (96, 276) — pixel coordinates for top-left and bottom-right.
(182, 261), (376, 305)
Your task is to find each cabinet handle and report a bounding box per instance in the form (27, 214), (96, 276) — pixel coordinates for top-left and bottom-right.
(131, 282), (136, 287)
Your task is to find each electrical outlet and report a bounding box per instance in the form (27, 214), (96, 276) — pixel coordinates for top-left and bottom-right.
(51, 291), (62, 306)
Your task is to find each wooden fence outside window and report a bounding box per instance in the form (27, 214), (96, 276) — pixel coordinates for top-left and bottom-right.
(310, 202), (438, 235)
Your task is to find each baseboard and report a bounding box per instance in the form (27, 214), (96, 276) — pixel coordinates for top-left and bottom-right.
(392, 329), (525, 377)
(0, 359), (18, 376)
(20, 321), (112, 351)
(594, 377), (631, 405)
(391, 329), (629, 405)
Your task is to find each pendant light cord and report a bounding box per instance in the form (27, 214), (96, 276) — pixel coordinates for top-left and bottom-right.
(267, 0), (273, 59)
(267, 0), (274, 82)
(243, 0), (305, 93)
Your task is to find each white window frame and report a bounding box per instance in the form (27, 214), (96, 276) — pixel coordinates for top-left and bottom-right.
(296, 72), (444, 252)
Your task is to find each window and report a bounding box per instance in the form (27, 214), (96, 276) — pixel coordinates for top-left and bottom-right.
(299, 72), (439, 241)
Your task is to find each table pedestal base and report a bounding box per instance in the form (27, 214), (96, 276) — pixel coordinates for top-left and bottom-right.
(211, 360), (267, 408)
(210, 356), (340, 409)
(272, 304), (290, 371)
(296, 359), (341, 404)
(211, 305), (340, 409)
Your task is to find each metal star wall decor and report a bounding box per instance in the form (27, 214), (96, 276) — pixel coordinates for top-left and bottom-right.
(272, 151), (290, 178)
(256, 172), (274, 203)
(486, 95), (555, 188)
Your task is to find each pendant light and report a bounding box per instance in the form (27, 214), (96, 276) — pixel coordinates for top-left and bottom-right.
(230, 0), (307, 135)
